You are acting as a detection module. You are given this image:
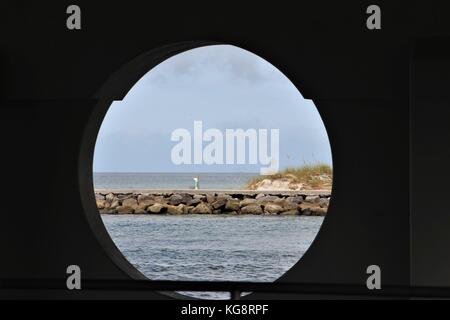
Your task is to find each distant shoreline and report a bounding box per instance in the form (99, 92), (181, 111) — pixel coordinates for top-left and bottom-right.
(93, 172), (258, 190)
(94, 188), (330, 195)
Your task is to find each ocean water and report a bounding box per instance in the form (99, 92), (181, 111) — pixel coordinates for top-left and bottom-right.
(94, 172), (259, 190)
(102, 214), (324, 299)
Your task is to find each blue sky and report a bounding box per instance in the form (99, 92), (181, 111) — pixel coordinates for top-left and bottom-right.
(93, 45), (332, 173)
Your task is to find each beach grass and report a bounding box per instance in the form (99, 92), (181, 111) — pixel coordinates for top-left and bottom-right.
(247, 164), (333, 190)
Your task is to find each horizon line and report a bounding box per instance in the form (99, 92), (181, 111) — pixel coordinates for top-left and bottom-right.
(93, 171), (262, 174)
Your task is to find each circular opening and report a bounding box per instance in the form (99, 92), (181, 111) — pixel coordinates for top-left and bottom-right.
(92, 44), (332, 299)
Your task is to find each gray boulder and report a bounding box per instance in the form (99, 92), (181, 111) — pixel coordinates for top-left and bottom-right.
(268, 199), (296, 212)
(193, 194), (206, 200)
(147, 203), (164, 213)
(134, 207), (147, 214)
(105, 193), (115, 202)
(169, 194), (184, 205)
(110, 200), (120, 209)
(281, 201), (298, 211)
(299, 202), (325, 216)
(96, 199), (108, 209)
(154, 195), (168, 204)
(318, 198), (329, 208)
(122, 198), (138, 208)
(240, 198), (257, 207)
(286, 196), (304, 204)
(241, 204), (263, 215)
(264, 203), (283, 214)
(117, 206), (134, 214)
(311, 207), (327, 216)
(138, 194), (156, 207)
(117, 193), (134, 200)
(183, 205), (194, 214)
(192, 203), (212, 214)
(257, 195), (280, 204)
(225, 199), (240, 211)
(167, 204), (184, 215)
(305, 195), (320, 203)
(180, 193), (193, 203)
(206, 194), (216, 203)
(95, 193), (105, 200)
(212, 197), (227, 209)
(187, 198), (202, 206)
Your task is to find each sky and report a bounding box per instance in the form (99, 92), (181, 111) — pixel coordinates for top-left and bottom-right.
(93, 45), (332, 173)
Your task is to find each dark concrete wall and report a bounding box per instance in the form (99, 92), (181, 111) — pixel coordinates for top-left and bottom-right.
(0, 1), (448, 299)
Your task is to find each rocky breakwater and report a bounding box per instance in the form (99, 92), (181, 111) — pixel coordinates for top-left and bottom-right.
(95, 190), (331, 216)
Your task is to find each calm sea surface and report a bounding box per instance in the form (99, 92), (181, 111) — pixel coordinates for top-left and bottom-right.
(102, 214), (324, 299)
(94, 172), (259, 190)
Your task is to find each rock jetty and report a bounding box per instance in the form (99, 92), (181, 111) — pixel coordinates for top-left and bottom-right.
(95, 190), (330, 216)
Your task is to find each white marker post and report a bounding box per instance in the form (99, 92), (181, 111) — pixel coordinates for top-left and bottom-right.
(193, 177), (199, 190)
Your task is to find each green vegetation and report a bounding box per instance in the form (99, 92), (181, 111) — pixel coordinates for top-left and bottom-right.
(247, 164), (333, 190)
